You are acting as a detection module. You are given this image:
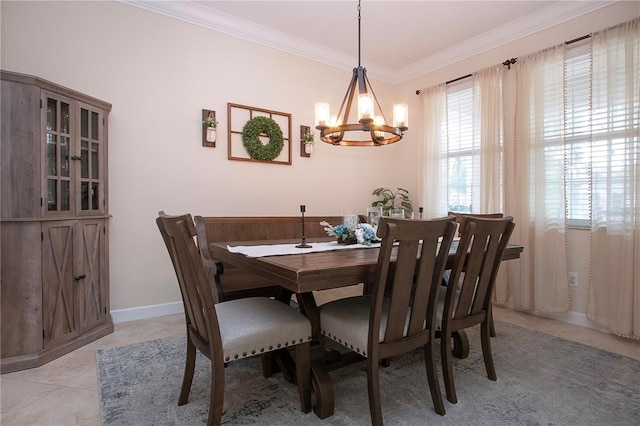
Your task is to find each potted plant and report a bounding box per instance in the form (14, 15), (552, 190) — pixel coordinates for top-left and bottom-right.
(203, 116), (218, 143)
(371, 187), (414, 218)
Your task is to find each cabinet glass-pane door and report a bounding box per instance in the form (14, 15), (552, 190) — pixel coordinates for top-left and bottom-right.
(78, 106), (103, 214)
(45, 96), (72, 213)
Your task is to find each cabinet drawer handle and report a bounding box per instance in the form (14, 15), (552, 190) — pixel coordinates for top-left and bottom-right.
(74, 274), (86, 281)
(71, 155), (82, 161)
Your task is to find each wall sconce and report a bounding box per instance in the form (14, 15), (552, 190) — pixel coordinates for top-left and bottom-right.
(202, 109), (217, 148)
(300, 125), (314, 157)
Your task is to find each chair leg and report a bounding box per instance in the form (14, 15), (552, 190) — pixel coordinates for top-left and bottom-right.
(178, 338), (197, 405)
(480, 321), (497, 381)
(441, 331), (457, 404)
(208, 356), (226, 426)
(424, 340), (445, 415)
(295, 342), (312, 413)
(261, 352), (274, 378)
(488, 303), (496, 337)
(366, 355), (383, 426)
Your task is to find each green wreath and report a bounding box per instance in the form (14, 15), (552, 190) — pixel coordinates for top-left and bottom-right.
(242, 116), (284, 161)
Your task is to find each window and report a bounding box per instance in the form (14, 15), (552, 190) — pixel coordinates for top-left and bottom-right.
(557, 39), (638, 227)
(442, 78), (503, 214)
(445, 81), (475, 213)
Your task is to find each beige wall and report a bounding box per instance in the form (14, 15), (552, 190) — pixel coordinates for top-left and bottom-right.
(2, 1), (637, 317)
(1, 1), (417, 311)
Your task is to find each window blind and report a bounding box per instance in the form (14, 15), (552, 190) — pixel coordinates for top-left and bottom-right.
(445, 80), (477, 213)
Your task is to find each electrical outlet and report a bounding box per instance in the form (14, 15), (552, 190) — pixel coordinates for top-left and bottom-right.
(568, 272), (578, 288)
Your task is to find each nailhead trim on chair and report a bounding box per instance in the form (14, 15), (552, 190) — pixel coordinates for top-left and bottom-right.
(321, 331), (367, 357)
(223, 337), (312, 362)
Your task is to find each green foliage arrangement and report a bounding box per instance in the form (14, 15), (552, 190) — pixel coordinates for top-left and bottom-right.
(241, 116), (284, 161)
(203, 117), (218, 128)
(371, 187), (414, 217)
(302, 132), (315, 143)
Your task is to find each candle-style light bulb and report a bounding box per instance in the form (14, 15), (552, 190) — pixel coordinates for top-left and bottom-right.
(315, 103), (330, 127)
(393, 103), (408, 129)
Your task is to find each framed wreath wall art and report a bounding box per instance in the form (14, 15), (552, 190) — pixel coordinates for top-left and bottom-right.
(227, 103), (292, 165)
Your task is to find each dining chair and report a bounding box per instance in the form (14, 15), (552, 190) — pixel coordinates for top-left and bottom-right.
(319, 216), (457, 425)
(437, 215), (515, 404)
(156, 212), (312, 426)
(446, 211), (504, 337)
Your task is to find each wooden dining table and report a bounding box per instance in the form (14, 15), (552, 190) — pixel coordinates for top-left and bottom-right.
(209, 237), (523, 419)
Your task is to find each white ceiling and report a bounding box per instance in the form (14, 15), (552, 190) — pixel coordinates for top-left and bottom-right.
(121, 0), (615, 84)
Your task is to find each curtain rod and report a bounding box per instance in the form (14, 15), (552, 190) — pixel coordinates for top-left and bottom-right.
(415, 57), (517, 95)
(415, 74), (470, 95)
(565, 34), (591, 45)
(414, 33), (595, 95)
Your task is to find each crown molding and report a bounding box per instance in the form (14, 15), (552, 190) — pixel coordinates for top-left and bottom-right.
(390, 1), (615, 84)
(119, 0), (615, 85)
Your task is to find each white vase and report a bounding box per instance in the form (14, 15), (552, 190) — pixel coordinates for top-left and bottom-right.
(206, 127), (216, 143)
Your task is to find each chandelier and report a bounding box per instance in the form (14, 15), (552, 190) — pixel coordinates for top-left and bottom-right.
(315, 0), (408, 146)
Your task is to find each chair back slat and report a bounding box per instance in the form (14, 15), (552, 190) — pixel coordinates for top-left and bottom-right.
(157, 212), (222, 350)
(372, 217), (457, 347)
(447, 217), (515, 322)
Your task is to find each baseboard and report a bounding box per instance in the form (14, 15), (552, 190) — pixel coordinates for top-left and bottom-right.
(530, 310), (609, 333)
(111, 301), (183, 323)
(498, 298), (608, 333)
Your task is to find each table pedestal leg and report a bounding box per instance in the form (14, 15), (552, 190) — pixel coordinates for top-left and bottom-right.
(311, 359), (334, 418)
(452, 330), (469, 359)
(297, 292), (336, 419)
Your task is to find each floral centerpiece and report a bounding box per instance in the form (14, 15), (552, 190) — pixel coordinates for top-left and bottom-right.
(320, 221), (381, 246)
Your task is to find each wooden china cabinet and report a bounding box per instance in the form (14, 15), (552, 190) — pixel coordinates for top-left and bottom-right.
(1, 71), (113, 373)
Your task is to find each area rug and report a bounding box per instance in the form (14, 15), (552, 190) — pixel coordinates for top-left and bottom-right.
(97, 322), (639, 425)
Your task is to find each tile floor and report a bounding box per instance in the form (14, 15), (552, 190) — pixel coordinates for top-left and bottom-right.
(1, 292), (638, 426)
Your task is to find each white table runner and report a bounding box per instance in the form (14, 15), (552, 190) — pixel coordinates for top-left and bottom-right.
(227, 241), (381, 258)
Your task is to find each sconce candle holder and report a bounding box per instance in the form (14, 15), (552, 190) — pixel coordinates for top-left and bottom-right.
(300, 125), (314, 157)
(202, 109), (217, 148)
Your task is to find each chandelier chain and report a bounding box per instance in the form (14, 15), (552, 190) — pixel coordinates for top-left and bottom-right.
(357, 0), (361, 68)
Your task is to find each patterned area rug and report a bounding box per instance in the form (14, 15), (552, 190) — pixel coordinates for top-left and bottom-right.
(97, 322), (639, 425)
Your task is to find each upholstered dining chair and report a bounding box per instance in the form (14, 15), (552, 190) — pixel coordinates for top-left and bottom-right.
(437, 215), (515, 404)
(446, 212), (504, 337)
(319, 216), (457, 425)
(156, 212), (312, 426)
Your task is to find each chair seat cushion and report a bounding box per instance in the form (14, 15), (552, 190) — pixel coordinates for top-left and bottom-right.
(319, 296), (390, 357)
(217, 297), (311, 362)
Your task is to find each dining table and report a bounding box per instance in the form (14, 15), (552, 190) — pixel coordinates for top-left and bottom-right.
(209, 237), (524, 419)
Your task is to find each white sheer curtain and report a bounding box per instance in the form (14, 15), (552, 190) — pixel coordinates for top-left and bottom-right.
(474, 66), (504, 214)
(473, 67), (509, 303)
(587, 19), (639, 338)
(419, 67), (503, 218)
(420, 84), (448, 219)
(507, 46), (569, 313)
(421, 68), (510, 302)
